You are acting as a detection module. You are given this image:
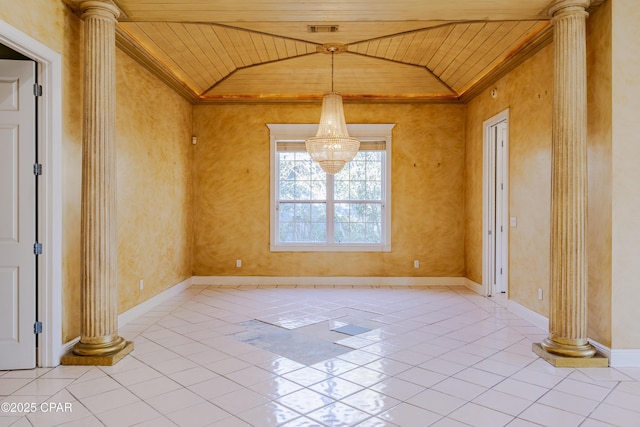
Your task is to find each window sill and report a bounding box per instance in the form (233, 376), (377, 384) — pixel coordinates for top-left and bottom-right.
(270, 244), (391, 253)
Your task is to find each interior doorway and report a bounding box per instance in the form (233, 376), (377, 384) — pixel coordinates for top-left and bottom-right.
(1, 20), (63, 368)
(0, 58), (37, 370)
(483, 109), (509, 297)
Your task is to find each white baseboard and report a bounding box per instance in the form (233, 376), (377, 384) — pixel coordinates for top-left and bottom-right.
(589, 339), (611, 360)
(587, 339), (640, 368)
(608, 348), (640, 368)
(118, 277), (193, 327)
(507, 299), (549, 332)
(60, 336), (80, 357)
(192, 276), (466, 287)
(506, 302), (640, 367)
(60, 277), (193, 356)
(464, 278), (484, 295)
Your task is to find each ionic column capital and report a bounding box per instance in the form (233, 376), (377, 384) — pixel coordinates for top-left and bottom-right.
(547, 0), (591, 18)
(80, 1), (120, 20)
(63, 0), (121, 20)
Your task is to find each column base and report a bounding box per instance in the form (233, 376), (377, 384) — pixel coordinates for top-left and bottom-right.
(60, 341), (134, 366)
(532, 343), (608, 367)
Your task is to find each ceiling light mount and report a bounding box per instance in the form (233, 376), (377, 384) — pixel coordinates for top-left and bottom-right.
(316, 43), (348, 54)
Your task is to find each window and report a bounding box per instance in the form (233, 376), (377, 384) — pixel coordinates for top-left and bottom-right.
(268, 124), (394, 252)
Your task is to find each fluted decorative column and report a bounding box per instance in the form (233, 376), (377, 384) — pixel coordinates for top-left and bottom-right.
(533, 0), (605, 367)
(62, 0), (133, 365)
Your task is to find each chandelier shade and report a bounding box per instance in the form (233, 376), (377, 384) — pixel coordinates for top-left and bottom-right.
(305, 92), (360, 174)
(305, 46), (360, 174)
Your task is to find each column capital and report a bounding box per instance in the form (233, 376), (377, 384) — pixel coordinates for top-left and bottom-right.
(63, 0), (121, 20)
(547, 0), (591, 18)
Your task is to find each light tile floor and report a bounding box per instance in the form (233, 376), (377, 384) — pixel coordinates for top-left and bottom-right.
(2, 285), (640, 426)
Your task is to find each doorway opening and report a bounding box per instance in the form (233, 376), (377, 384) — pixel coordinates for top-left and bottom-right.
(483, 109), (509, 298)
(0, 56), (37, 370)
(1, 19), (63, 368)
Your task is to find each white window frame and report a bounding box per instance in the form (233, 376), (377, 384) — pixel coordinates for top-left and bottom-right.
(268, 123), (394, 252)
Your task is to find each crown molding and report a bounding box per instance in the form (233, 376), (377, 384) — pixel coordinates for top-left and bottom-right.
(459, 24), (553, 103)
(115, 27), (200, 104)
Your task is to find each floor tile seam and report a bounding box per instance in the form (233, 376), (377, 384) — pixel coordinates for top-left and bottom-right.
(116, 374), (186, 402)
(279, 387), (400, 419)
(583, 406), (636, 426)
(529, 385), (604, 419)
(470, 387), (538, 419)
(75, 390), (142, 415)
(145, 392), (219, 417)
(591, 400), (640, 420)
(91, 401), (161, 425)
(465, 344), (548, 386)
(273, 394), (334, 418)
(464, 351), (535, 380)
(134, 330), (243, 363)
(552, 379), (619, 402)
(579, 402), (626, 427)
(596, 386), (640, 415)
(520, 359), (579, 380)
(383, 401), (447, 425)
(56, 389), (95, 420)
(110, 355), (198, 391)
(446, 402), (516, 426)
(0, 379), (40, 398)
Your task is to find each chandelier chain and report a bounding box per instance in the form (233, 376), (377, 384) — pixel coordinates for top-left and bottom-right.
(331, 50), (335, 92)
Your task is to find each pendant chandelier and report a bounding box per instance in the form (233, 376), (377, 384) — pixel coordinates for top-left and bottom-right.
(305, 45), (360, 174)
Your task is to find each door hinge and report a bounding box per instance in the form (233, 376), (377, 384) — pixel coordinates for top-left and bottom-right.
(501, 226), (503, 232)
(34, 322), (42, 334)
(500, 268), (503, 275)
(488, 230), (492, 235)
(34, 163), (42, 176)
(33, 84), (42, 97)
(33, 242), (43, 255)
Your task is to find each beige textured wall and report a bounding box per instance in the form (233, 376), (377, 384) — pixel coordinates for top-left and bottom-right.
(586, 1), (613, 348)
(115, 50), (193, 314)
(465, 46), (553, 315)
(0, 0), (67, 53)
(192, 103), (466, 277)
(611, 0), (640, 349)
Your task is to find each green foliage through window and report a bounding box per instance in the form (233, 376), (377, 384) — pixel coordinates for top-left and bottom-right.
(276, 150), (384, 245)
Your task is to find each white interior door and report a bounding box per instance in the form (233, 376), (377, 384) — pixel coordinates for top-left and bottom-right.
(486, 127), (497, 295)
(0, 59), (37, 370)
(493, 120), (508, 294)
(483, 110), (509, 298)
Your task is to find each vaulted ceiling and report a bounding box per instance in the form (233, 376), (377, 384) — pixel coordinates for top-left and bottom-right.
(76, 0), (603, 103)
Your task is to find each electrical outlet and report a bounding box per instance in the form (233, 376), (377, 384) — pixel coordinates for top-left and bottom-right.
(236, 259), (242, 268)
(414, 260), (420, 268)
(538, 288), (543, 300)
(139, 279), (144, 290)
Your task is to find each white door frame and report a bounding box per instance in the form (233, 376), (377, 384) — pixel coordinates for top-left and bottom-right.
(482, 109), (509, 297)
(1, 19), (63, 367)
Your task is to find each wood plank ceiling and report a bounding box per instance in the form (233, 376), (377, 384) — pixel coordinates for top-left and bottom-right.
(91, 0), (589, 103)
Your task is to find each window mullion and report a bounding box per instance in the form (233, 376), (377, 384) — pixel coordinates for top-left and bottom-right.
(326, 173), (335, 244)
